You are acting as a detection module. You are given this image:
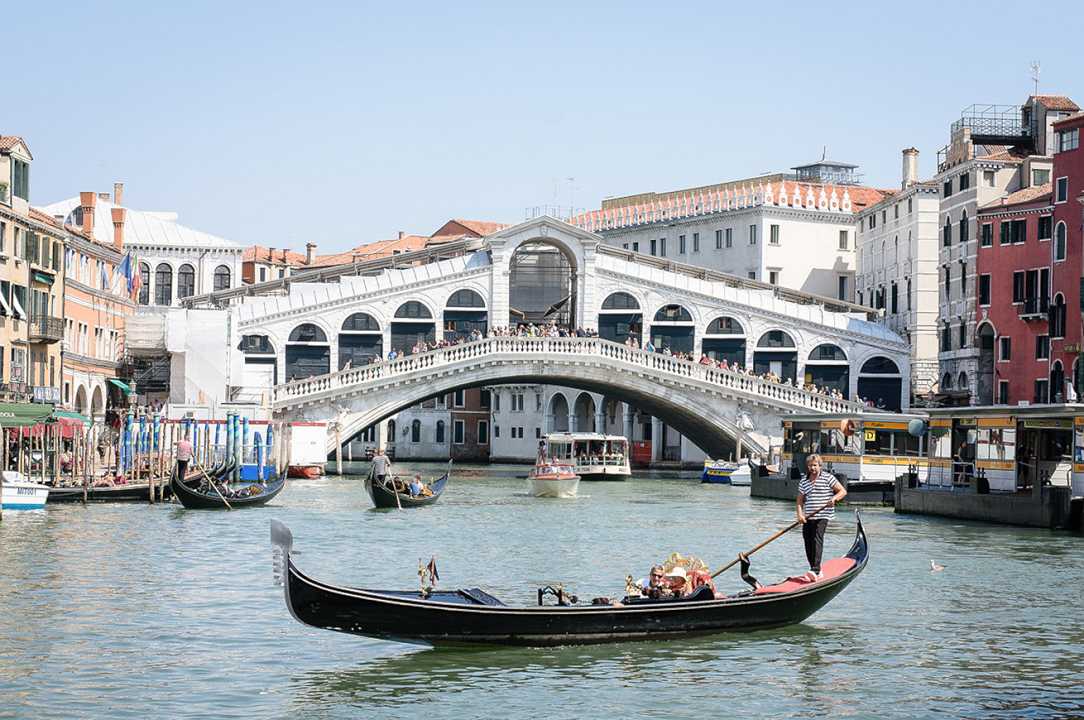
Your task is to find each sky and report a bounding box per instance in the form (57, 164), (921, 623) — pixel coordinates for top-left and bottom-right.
(6, 0), (1084, 253)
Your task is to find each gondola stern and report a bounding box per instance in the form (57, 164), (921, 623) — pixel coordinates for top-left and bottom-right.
(270, 519), (294, 587)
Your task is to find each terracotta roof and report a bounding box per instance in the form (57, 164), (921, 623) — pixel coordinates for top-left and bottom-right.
(431, 219), (510, 238)
(975, 145), (1028, 163)
(0, 135), (32, 158)
(979, 182), (1052, 211)
(1029, 95), (1080, 112)
(309, 234), (430, 267)
(27, 207), (65, 232)
(242, 245), (308, 265)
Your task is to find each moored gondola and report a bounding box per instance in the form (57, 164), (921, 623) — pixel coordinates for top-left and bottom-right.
(269, 513), (868, 647)
(172, 465), (285, 510)
(364, 465), (449, 509)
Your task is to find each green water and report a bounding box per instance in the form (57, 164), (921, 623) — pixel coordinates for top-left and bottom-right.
(1, 463), (1082, 719)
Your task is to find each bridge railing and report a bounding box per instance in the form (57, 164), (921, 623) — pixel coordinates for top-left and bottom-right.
(273, 337), (870, 414)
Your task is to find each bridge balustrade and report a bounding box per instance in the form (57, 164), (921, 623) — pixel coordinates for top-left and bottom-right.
(273, 337), (868, 415)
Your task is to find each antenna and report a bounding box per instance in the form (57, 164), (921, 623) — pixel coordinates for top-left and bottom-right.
(1030, 61), (1041, 95)
(821, 145), (827, 161)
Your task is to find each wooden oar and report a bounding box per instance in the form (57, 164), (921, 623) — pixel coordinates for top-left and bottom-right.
(710, 498), (836, 580)
(193, 458), (233, 511)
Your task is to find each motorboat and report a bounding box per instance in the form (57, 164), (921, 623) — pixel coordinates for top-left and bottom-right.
(544, 433), (630, 481)
(527, 461), (580, 498)
(1, 470), (50, 510)
(701, 459), (740, 484)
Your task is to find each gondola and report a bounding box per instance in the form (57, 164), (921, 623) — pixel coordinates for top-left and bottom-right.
(364, 465), (449, 509)
(269, 512), (869, 647)
(171, 464), (285, 510)
(47, 482), (173, 503)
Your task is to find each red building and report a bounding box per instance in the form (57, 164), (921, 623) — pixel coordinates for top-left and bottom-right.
(975, 112), (1084, 404)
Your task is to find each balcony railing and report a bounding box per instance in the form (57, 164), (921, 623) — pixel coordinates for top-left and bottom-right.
(1019, 297), (1049, 319)
(28, 315), (64, 343)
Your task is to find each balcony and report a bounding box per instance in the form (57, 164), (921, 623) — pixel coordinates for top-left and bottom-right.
(1018, 297), (1049, 320)
(28, 315), (64, 343)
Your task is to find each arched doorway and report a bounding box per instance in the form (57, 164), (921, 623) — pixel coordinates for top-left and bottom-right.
(391, 301), (435, 354)
(1051, 361), (1065, 403)
(75, 385), (88, 415)
(598, 292), (642, 345)
(548, 393), (570, 433)
(508, 241), (575, 327)
(285, 323), (330, 381)
(857, 356), (903, 411)
(753, 330), (797, 383)
(573, 392), (596, 432)
(650, 304), (694, 354)
(702, 316), (746, 366)
(443, 289), (488, 341)
(976, 322), (995, 404)
(339, 313), (382, 369)
(238, 334), (277, 387)
(90, 386), (104, 421)
(805, 343), (849, 397)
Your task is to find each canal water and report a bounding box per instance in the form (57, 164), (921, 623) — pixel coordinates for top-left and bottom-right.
(2, 463), (1082, 719)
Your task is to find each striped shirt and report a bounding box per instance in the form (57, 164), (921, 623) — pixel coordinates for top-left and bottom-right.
(798, 471), (842, 521)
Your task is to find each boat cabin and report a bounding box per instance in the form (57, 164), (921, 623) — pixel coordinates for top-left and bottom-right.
(544, 432), (631, 480)
(781, 412), (929, 486)
(923, 405), (1082, 495)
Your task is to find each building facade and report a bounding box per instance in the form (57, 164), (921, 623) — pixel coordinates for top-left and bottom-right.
(935, 95), (1079, 403)
(0, 136), (65, 407)
(855, 149), (942, 399)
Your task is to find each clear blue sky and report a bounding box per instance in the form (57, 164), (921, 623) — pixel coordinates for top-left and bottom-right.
(7, 0), (1084, 252)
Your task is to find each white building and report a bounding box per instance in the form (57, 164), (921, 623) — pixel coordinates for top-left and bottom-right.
(855, 149), (941, 399)
(933, 96), (1078, 402)
(577, 162), (890, 301)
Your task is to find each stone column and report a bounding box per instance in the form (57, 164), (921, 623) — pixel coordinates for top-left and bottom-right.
(595, 408), (606, 434)
(651, 416), (663, 462)
(567, 411), (576, 433)
(377, 419), (388, 451)
(623, 404), (634, 441)
(544, 413), (554, 434)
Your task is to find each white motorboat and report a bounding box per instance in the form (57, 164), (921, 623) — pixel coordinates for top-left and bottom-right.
(1, 470), (51, 510)
(527, 462), (580, 498)
(728, 465), (752, 486)
(544, 433), (631, 481)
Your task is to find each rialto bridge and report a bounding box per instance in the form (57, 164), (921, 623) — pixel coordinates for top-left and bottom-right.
(198, 217), (907, 456)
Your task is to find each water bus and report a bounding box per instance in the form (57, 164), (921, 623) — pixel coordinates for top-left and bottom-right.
(544, 433), (630, 481)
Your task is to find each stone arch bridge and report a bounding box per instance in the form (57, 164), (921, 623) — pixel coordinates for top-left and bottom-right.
(273, 336), (871, 458)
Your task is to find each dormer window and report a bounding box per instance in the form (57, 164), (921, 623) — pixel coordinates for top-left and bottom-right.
(12, 159), (30, 201)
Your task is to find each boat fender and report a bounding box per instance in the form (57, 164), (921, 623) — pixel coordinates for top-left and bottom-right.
(739, 553), (762, 590)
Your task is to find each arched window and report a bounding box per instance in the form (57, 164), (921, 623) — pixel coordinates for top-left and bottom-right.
(238, 334), (274, 354)
(958, 371), (968, 389)
(288, 323), (328, 343)
(653, 304), (692, 322)
(436, 420), (445, 444)
(602, 292), (640, 310)
(213, 265), (231, 292)
(942, 372), (953, 390)
(757, 330), (796, 348)
(154, 263), (172, 305)
(1055, 221), (1067, 262)
(706, 317), (744, 335)
(808, 344), (846, 361)
(394, 301), (433, 319)
(943, 216), (952, 246)
(1051, 294), (1067, 339)
(959, 209), (968, 244)
(177, 263), (196, 299)
(411, 419), (421, 443)
(342, 313), (380, 332)
(860, 357), (900, 374)
(387, 420), (396, 443)
(446, 289), (485, 308)
(138, 262), (150, 305)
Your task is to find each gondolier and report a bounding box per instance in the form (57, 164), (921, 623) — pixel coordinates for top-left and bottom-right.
(796, 454), (847, 582)
(174, 431), (194, 480)
(372, 448), (391, 485)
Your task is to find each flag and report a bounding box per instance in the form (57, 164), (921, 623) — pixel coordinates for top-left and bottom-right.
(100, 259), (109, 290)
(113, 252), (139, 298)
(426, 556), (439, 583)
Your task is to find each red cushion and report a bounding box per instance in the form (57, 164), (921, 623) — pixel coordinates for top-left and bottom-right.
(754, 557), (856, 594)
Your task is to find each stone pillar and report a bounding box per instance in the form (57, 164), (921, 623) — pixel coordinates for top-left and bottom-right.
(544, 413), (554, 434)
(595, 408), (606, 434)
(377, 419), (388, 451)
(623, 404), (634, 441)
(651, 416), (663, 462)
(567, 411), (576, 433)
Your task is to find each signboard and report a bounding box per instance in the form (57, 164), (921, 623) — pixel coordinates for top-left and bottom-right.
(1023, 419), (1073, 429)
(863, 429), (877, 442)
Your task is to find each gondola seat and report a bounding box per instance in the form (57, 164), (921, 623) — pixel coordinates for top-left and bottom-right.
(754, 557), (857, 594)
(459, 588), (505, 606)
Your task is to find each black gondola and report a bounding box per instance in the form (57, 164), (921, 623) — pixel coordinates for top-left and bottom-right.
(269, 513), (869, 647)
(48, 482), (174, 503)
(171, 465), (285, 510)
(364, 465), (449, 509)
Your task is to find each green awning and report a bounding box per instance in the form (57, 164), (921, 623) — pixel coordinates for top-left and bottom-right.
(109, 378), (133, 394)
(0, 402), (55, 428)
(32, 271), (54, 285)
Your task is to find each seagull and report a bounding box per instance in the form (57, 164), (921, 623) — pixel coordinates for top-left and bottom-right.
(930, 560), (945, 572)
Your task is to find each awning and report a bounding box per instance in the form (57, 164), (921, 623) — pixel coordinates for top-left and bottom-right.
(11, 292), (26, 320)
(31, 416), (85, 439)
(0, 291), (11, 316)
(55, 409), (90, 424)
(109, 378), (133, 394)
(0, 402), (55, 428)
(32, 271), (54, 285)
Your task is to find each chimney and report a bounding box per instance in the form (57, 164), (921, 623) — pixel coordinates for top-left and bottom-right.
(397, 231), (405, 240)
(281, 249), (288, 262)
(902, 147), (919, 189)
(79, 191), (97, 236)
(113, 182), (124, 206)
(305, 242), (316, 265)
(267, 246), (275, 262)
(111, 207), (127, 252)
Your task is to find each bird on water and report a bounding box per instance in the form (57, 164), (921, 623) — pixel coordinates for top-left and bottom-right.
(930, 560), (945, 572)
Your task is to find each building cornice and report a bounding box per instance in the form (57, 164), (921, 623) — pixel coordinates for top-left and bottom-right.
(977, 203), (1054, 219)
(599, 203), (859, 235)
(61, 351), (121, 371)
(65, 278), (137, 308)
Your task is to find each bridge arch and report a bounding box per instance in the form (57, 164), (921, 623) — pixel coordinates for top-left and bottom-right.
(754, 330), (798, 383)
(805, 343), (849, 397)
(443, 288), (488, 341)
(650, 303), (696, 354)
(857, 356), (902, 411)
(547, 392), (571, 432)
(339, 312), (383, 369)
(702, 315), (747, 366)
(573, 392), (597, 432)
(286, 322), (331, 381)
(391, 300), (436, 354)
(240, 333), (278, 386)
(598, 291), (643, 345)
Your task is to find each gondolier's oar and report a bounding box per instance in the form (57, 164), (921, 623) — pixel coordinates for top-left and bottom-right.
(193, 458), (233, 511)
(710, 499), (836, 580)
